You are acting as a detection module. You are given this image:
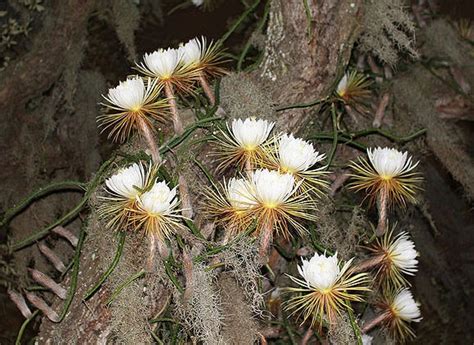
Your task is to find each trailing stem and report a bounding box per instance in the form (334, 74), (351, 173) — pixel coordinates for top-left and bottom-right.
(376, 188), (388, 237)
(137, 116), (161, 164)
(199, 74), (215, 106)
(164, 82), (184, 135)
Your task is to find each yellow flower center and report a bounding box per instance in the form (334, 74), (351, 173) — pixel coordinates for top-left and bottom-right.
(263, 202), (278, 209)
(243, 145), (257, 151)
(280, 165), (295, 174)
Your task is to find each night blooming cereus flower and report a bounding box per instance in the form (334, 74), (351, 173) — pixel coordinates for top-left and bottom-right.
(136, 48), (196, 93)
(204, 177), (257, 239)
(179, 36), (226, 77)
(379, 288), (422, 340)
(216, 118), (275, 171)
(250, 169), (315, 235)
(98, 76), (167, 142)
(269, 133), (328, 195)
(286, 252), (369, 328)
(98, 162), (156, 230)
(133, 180), (184, 240)
(370, 231), (419, 289)
(249, 169), (317, 255)
(349, 147), (422, 207)
(335, 70), (372, 105)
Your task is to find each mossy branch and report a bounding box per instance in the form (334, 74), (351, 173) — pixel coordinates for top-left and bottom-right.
(1, 181), (86, 228)
(83, 231), (126, 301)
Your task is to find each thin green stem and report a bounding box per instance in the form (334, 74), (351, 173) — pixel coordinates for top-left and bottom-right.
(349, 127), (427, 143)
(237, 0), (271, 71)
(56, 225), (86, 322)
(347, 304), (363, 345)
(83, 231), (126, 301)
(159, 117), (221, 155)
(10, 156), (114, 251)
(164, 257), (184, 293)
(106, 269), (145, 306)
(303, 0), (313, 39)
(15, 310), (39, 345)
(219, 0), (261, 44)
(1, 181), (85, 228)
(308, 134), (367, 151)
(326, 104), (339, 169)
(275, 97), (329, 112)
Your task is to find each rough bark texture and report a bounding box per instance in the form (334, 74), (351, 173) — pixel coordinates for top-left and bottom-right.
(257, 0), (363, 132)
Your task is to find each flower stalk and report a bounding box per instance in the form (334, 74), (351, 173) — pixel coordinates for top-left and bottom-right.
(137, 116), (162, 164)
(199, 73), (215, 106)
(376, 188), (388, 236)
(164, 82), (184, 135)
(361, 312), (390, 333)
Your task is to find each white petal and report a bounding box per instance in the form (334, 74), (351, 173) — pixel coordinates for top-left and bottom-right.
(230, 118), (274, 150)
(389, 232), (419, 275)
(138, 181), (178, 216)
(250, 169), (295, 207)
(179, 37), (206, 66)
(227, 178), (257, 209)
(141, 48), (183, 79)
(278, 133), (325, 172)
(367, 147), (418, 178)
(392, 288), (422, 322)
(298, 252), (341, 291)
(105, 163), (146, 199)
(105, 76), (146, 111)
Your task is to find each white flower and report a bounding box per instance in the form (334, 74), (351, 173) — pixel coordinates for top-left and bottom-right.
(298, 252), (340, 291)
(105, 163), (146, 199)
(105, 76), (147, 111)
(336, 73), (348, 97)
(179, 37), (205, 66)
(230, 118), (274, 150)
(367, 147), (418, 179)
(251, 169), (295, 208)
(191, 0), (204, 6)
(227, 178), (257, 209)
(141, 48), (183, 79)
(389, 232), (418, 275)
(138, 181), (178, 216)
(278, 134), (325, 173)
(391, 289), (422, 322)
(361, 334), (373, 345)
